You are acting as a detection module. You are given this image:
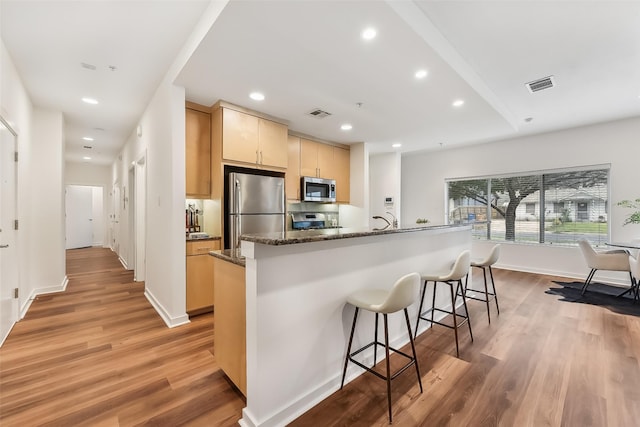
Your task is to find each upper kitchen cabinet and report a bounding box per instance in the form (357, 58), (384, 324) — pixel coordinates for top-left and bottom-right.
(333, 146), (350, 204)
(185, 103), (212, 198)
(214, 103), (288, 170)
(286, 135), (301, 201)
(299, 138), (350, 203)
(300, 138), (333, 178)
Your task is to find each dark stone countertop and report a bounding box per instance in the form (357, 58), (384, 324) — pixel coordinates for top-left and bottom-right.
(240, 223), (470, 246)
(209, 249), (246, 267)
(186, 235), (221, 242)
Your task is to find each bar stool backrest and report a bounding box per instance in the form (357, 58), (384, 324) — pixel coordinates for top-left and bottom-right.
(630, 255), (640, 281)
(441, 250), (470, 281)
(375, 272), (420, 314)
(483, 244), (501, 266)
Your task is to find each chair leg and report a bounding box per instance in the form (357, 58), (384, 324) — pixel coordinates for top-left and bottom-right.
(458, 279), (473, 342)
(414, 280), (427, 338)
(341, 307), (359, 389)
(404, 308), (423, 393)
(482, 267), (491, 323)
(383, 313), (392, 423)
(449, 282), (460, 357)
(374, 313), (379, 368)
(581, 269), (597, 295)
(430, 281), (437, 326)
(489, 266), (500, 315)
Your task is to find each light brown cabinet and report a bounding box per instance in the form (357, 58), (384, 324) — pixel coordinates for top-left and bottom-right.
(298, 138), (350, 203)
(286, 135), (301, 200)
(220, 107), (287, 169)
(186, 239), (220, 315)
(185, 106), (212, 198)
(212, 257), (246, 396)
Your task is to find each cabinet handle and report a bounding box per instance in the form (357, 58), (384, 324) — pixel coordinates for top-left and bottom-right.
(260, 151), (263, 165)
(256, 150), (259, 164)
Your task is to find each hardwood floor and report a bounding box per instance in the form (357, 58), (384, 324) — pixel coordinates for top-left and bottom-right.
(291, 269), (640, 427)
(0, 247), (245, 426)
(2, 248), (640, 426)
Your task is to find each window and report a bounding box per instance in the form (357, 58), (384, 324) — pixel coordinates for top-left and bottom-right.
(447, 166), (609, 246)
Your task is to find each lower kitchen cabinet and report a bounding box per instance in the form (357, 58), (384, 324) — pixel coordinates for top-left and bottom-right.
(186, 239), (220, 315)
(212, 257), (246, 396)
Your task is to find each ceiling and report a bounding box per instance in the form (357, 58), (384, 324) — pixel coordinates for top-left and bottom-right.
(2, 1), (639, 166)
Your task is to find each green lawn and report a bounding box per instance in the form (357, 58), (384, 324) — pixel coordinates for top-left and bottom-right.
(545, 222), (607, 233)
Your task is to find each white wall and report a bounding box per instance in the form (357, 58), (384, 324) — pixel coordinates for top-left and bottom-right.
(369, 152), (401, 228)
(2, 40), (68, 318)
(30, 109), (66, 292)
(402, 116), (640, 285)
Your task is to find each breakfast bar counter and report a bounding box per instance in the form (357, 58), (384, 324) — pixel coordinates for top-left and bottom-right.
(237, 223), (471, 427)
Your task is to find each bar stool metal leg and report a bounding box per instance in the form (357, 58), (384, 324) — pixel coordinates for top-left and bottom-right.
(341, 307), (359, 389)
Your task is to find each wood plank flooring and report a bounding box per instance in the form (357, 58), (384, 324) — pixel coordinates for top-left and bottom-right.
(291, 269), (640, 427)
(0, 247), (245, 426)
(2, 248), (640, 426)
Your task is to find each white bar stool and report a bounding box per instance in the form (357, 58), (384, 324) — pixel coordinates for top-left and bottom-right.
(414, 250), (472, 357)
(340, 272), (423, 424)
(465, 244), (501, 323)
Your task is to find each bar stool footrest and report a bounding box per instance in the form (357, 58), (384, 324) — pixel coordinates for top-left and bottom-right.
(347, 341), (418, 382)
(417, 307), (470, 330)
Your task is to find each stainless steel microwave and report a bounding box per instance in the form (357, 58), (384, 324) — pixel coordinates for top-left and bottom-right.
(301, 176), (336, 203)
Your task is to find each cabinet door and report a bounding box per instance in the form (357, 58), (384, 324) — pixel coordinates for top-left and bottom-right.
(186, 254), (214, 312)
(300, 139), (318, 177)
(258, 119), (288, 168)
(333, 147), (350, 203)
(222, 108), (259, 164)
(185, 108), (211, 197)
(286, 135), (301, 200)
(316, 143), (334, 179)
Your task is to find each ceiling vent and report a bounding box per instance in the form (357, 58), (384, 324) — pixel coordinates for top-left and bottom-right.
(307, 108), (332, 119)
(526, 75), (555, 93)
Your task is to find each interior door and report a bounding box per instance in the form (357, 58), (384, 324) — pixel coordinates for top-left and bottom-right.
(0, 118), (18, 346)
(66, 185), (93, 249)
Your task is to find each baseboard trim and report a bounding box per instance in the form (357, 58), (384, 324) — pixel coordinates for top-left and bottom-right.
(144, 289), (190, 328)
(118, 256), (128, 270)
(238, 303), (455, 427)
(19, 276), (69, 320)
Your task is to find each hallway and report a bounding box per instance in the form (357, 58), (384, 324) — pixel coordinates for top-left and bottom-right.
(0, 247), (245, 426)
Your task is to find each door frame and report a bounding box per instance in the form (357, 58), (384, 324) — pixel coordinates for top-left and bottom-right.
(0, 115), (19, 347)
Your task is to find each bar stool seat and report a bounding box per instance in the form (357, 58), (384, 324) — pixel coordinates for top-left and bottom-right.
(340, 272), (423, 424)
(465, 244), (501, 323)
(414, 250), (472, 357)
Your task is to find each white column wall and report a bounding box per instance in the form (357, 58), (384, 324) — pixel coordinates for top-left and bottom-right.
(29, 109), (66, 294)
(369, 152), (401, 227)
(402, 116), (640, 284)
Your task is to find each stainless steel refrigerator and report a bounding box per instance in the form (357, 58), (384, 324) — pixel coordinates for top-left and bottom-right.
(228, 172), (285, 253)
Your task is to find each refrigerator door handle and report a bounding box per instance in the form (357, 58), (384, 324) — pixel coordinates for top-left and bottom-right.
(235, 179), (242, 250)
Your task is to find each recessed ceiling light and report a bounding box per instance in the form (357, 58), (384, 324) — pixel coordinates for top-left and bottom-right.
(415, 70), (428, 79)
(249, 92), (265, 101)
(82, 156), (92, 160)
(362, 27), (377, 40)
(452, 99), (465, 107)
(82, 97), (98, 105)
(392, 143), (402, 148)
(82, 136), (94, 141)
(340, 123), (353, 131)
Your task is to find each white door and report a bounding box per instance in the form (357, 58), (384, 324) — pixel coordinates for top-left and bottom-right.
(0, 118), (19, 346)
(66, 185), (93, 249)
(112, 183), (121, 254)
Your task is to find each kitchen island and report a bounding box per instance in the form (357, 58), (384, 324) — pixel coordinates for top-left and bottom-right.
(234, 223), (471, 427)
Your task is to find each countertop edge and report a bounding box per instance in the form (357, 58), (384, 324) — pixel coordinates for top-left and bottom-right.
(241, 223), (471, 246)
(209, 250), (246, 267)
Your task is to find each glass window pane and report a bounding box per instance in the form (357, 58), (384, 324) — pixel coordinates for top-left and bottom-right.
(543, 169), (608, 246)
(490, 175), (540, 243)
